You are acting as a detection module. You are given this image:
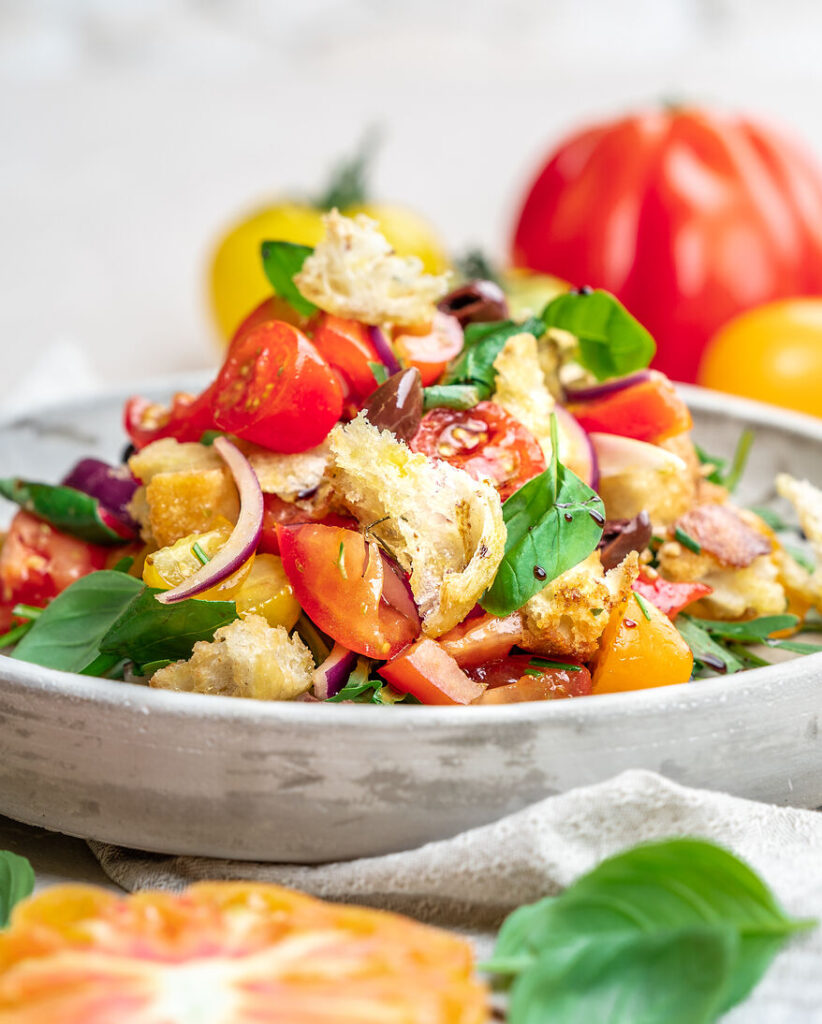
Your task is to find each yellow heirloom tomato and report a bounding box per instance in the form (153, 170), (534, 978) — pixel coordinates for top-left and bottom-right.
(142, 519), (253, 601)
(209, 145), (450, 342)
(698, 298), (822, 418)
(234, 553), (300, 630)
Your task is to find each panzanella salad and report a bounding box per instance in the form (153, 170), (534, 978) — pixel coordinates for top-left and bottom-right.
(2, 212), (821, 704)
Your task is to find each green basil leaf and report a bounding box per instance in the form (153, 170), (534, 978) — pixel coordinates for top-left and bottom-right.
(480, 418), (603, 616)
(748, 505), (793, 533)
(541, 289), (655, 381)
(260, 241), (318, 317)
(0, 850), (35, 927)
(696, 615), (799, 644)
(488, 838), (813, 1014)
(12, 571), (144, 672)
(443, 317), (544, 398)
(508, 926), (735, 1024)
(0, 479), (127, 545)
(99, 588), (237, 665)
(422, 384), (481, 411)
(675, 617), (744, 675)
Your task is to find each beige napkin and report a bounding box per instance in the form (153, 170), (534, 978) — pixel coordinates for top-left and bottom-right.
(89, 770), (822, 1022)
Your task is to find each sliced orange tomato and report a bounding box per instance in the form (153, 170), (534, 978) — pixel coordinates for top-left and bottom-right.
(277, 523), (419, 658)
(379, 638), (486, 705)
(0, 881), (487, 1024)
(311, 313), (381, 399)
(632, 573), (712, 619)
(566, 371), (692, 444)
(591, 593), (694, 695)
(393, 313), (464, 386)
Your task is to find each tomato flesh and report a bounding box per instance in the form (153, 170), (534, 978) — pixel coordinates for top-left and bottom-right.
(379, 639), (486, 705)
(632, 573), (712, 619)
(212, 321), (343, 452)
(311, 314), (381, 399)
(566, 371), (692, 444)
(277, 523), (419, 658)
(258, 495), (356, 555)
(410, 400), (545, 500)
(438, 612), (524, 666)
(0, 511), (109, 614)
(124, 387), (217, 450)
(394, 312), (464, 386)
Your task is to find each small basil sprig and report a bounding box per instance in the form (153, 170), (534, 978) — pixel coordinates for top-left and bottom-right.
(480, 416), (604, 617)
(695, 428), (755, 492)
(99, 587), (237, 668)
(541, 288), (655, 381)
(260, 240), (318, 317)
(443, 317), (544, 399)
(484, 838), (814, 1023)
(13, 571), (145, 672)
(422, 384), (481, 411)
(0, 479), (131, 545)
(0, 851), (35, 927)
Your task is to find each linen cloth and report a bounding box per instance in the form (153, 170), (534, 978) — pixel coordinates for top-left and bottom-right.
(89, 769), (822, 1022)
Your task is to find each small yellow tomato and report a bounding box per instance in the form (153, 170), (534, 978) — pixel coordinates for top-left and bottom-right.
(143, 519), (253, 601)
(209, 200), (449, 343)
(591, 594), (693, 695)
(234, 553), (300, 630)
(698, 299), (822, 418)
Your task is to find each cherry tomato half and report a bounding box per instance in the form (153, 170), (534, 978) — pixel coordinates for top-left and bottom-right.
(467, 655), (593, 702)
(410, 400), (545, 500)
(258, 494), (356, 556)
(393, 313), (464, 386)
(212, 321), (343, 453)
(277, 523), (419, 658)
(632, 573), (712, 619)
(311, 314), (381, 400)
(378, 638), (486, 705)
(124, 386), (217, 450)
(566, 371), (692, 444)
(0, 511), (109, 612)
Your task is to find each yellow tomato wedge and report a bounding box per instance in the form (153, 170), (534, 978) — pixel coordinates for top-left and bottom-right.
(234, 553), (300, 630)
(592, 593), (694, 695)
(142, 518), (253, 601)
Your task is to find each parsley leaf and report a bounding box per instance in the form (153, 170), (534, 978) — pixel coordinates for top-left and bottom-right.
(443, 317), (544, 398)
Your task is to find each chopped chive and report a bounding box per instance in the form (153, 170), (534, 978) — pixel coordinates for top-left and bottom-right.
(722, 428), (755, 492)
(523, 667), (545, 677)
(192, 542), (210, 565)
(633, 592), (653, 621)
(748, 505), (791, 532)
(528, 657), (582, 672)
(199, 430), (224, 446)
(11, 603), (43, 621)
(674, 527), (702, 554)
(769, 639), (822, 655)
(138, 658), (174, 675)
(368, 361), (389, 386)
(336, 540), (348, 579)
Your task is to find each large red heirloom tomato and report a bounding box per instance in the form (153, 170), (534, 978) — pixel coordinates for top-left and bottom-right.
(511, 108), (822, 382)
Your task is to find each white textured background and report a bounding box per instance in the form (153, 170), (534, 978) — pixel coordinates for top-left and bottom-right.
(1, 0), (822, 414)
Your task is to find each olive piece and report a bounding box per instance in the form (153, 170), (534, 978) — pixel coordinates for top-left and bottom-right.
(362, 368), (423, 444)
(597, 510), (653, 571)
(437, 279), (509, 327)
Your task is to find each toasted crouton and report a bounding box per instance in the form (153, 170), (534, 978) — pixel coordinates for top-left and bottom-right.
(520, 551), (639, 661)
(129, 438), (222, 482)
(142, 470), (239, 548)
(328, 414), (505, 637)
(492, 333), (555, 458)
(150, 614), (313, 701)
(294, 211), (450, 327)
(597, 463), (694, 527)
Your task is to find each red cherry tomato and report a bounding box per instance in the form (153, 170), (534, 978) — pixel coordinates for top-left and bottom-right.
(438, 612), (525, 666)
(0, 511), (109, 613)
(512, 108), (822, 382)
(231, 295), (308, 346)
(378, 638), (486, 705)
(212, 321), (343, 453)
(632, 574), (712, 619)
(410, 401), (545, 500)
(311, 314), (381, 399)
(566, 371), (692, 443)
(258, 495), (356, 555)
(468, 655), (593, 702)
(124, 386), (217, 450)
(277, 523), (419, 658)
(393, 313), (464, 386)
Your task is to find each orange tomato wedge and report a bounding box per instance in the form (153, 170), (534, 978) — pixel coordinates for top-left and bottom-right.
(0, 882), (488, 1024)
(567, 371), (692, 444)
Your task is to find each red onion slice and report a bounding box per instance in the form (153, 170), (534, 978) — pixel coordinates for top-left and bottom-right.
(565, 370), (652, 403)
(62, 458), (140, 532)
(554, 406), (599, 490)
(155, 437), (263, 605)
(367, 325), (402, 376)
(312, 642), (358, 699)
(379, 550), (421, 630)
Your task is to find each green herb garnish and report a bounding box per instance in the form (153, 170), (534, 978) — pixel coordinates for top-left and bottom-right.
(368, 361), (389, 386)
(443, 317), (544, 399)
(422, 384), (481, 411)
(0, 850), (34, 927)
(0, 478), (129, 545)
(674, 526), (702, 554)
(260, 240), (317, 318)
(540, 288), (655, 381)
(633, 591), (653, 621)
(192, 542), (210, 566)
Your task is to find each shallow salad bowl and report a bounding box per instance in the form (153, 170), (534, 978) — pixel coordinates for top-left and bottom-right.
(0, 380), (820, 862)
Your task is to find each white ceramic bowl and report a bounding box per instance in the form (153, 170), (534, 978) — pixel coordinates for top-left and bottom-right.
(1, 381), (821, 862)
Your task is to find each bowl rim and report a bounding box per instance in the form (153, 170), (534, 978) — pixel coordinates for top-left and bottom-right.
(2, 378), (821, 727)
